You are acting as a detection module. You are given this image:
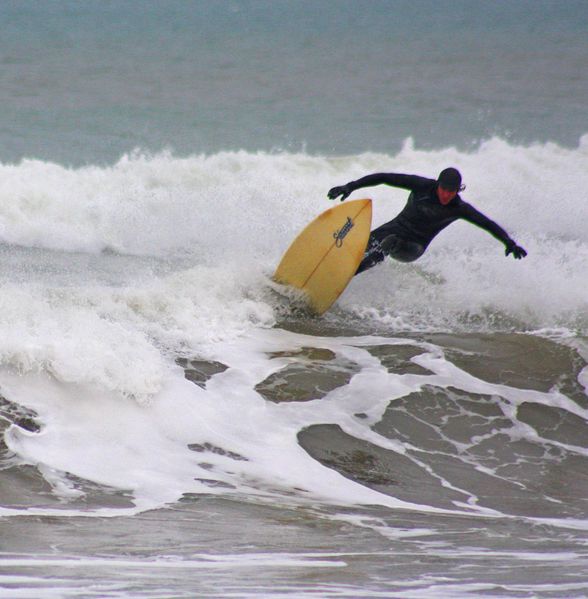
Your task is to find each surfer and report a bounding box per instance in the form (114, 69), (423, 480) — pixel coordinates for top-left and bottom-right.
(328, 168), (527, 274)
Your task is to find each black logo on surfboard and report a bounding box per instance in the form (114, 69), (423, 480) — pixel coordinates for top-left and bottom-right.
(333, 217), (354, 247)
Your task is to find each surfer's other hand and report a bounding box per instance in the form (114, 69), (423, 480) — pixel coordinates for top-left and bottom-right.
(505, 241), (527, 259)
(327, 184), (351, 202)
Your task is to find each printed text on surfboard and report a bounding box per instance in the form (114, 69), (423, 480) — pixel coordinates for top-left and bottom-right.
(333, 217), (354, 247)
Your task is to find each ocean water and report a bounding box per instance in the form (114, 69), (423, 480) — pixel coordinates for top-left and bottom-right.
(1, 1), (588, 597)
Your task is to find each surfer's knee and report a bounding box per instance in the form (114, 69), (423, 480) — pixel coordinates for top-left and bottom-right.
(392, 252), (421, 263)
(355, 236), (425, 273)
(384, 238), (425, 263)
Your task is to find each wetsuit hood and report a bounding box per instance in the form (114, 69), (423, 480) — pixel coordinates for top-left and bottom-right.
(437, 167), (464, 191)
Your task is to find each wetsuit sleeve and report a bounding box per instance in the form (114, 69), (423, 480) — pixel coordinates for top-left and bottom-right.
(460, 202), (513, 246)
(347, 173), (432, 193)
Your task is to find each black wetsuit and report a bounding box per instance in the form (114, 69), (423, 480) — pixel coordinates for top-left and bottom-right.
(346, 173), (514, 274)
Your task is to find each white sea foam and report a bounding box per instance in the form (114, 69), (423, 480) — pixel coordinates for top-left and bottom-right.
(0, 326), (583, 523)
(0, 332), (445, 515)
(1, 136), (586, 256)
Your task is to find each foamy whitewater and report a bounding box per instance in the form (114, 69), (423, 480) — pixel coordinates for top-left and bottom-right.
(2, 1), (588, 597)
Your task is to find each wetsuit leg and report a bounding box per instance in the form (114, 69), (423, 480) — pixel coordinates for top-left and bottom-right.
(356, 234), (387, 274)
(381, 234), (425, 263)
(355, 231), (425, 275)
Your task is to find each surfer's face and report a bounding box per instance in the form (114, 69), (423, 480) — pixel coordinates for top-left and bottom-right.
(437, 185), (457, 205)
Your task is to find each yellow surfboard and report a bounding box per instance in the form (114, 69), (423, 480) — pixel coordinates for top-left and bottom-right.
(273, 199), (372, 315)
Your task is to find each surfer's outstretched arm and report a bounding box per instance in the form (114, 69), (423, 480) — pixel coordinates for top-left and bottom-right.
(328, 173), (429, 202)
(461, 203), (527, 259)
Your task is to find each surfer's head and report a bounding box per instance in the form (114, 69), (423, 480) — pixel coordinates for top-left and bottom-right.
(437, 167), (464, 191)
(436, 167), (465, 205)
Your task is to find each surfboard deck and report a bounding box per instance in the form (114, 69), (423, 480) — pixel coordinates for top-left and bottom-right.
(273, 199), (372, 315)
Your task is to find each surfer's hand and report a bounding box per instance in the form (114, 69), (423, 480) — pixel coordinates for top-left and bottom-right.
(505, 241), (527, 259)
(327, 185), (351, 202)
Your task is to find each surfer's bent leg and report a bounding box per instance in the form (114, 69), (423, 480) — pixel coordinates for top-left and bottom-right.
(355, 234), (387, 274)
(355, 232), (425, 275)
(382, 235), (425, 263)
